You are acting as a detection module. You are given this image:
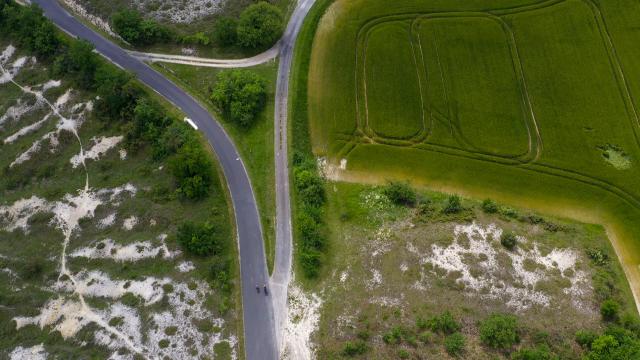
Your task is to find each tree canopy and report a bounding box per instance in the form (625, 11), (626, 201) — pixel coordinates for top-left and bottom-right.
(211, 70), (267, 127)
(111, 9), (171, 46)
(236, 2), (283, 49)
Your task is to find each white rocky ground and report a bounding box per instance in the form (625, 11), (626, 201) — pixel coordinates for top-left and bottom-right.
(9, 344), (47, 360)
(407, 222), (592, 312)
(133, 0), (224, 23)
(1, 45), (236, 359)
(281, 284), (322, 360)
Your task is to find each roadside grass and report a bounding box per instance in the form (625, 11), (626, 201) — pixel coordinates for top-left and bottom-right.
(302, 0), (640, 305)
(69, 0), (295, 57)
(151, 60), (278, 273)
(0, 41), (239, 358)
(313, 181), (636, 359)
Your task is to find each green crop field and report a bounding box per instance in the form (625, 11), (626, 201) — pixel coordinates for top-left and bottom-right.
(304, 0), (640, 306)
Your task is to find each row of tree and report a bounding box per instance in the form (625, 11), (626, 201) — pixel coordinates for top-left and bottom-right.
(110, 2), (284, 50)
(292, 152), (327, 278)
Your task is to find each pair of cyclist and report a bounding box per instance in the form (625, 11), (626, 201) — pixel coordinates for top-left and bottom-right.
(256, 284), (268, 295)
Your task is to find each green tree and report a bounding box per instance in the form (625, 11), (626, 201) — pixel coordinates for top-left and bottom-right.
(112, 9), (143, 44)
(3, 5), (59, 58)
(294, 168), (325, 207)
(236, 2), (283, 49)
(94, 65), (140, 121)
(168, 141), (213, 200)
(211, 70), (267, 127)
(53, 40), (99, 89)
(213, 17), (237, 46)
(444, 332), (466, 356)
(112, 9), (170, 46)
(601, 299), (620, 321)
(479, 313), (520, 349)
(177, 222), (224, 256)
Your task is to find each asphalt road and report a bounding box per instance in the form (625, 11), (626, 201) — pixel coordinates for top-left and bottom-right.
(270, 0), (316, 354)
(32, 1), (278, 359)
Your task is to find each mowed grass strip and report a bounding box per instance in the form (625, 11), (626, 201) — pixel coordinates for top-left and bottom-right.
(418, 16), (530, 157)
(364, 21), (424, 140)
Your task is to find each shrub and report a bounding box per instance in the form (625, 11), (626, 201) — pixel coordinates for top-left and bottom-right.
(52, 40), (99, 89)
(168, 141), (214, 200)
(211, 70), (267, 127)
(482, 199), (499, 213)
(511, 345), (556, 360)
(587, 248), (609, 266)
(208, 255), (232, 294)
(21, 257), (45, 280)
(158, 339), (170, 349)
(428, 311), (460, 334)
(121, 292), (141, 307)
(294, 168), (325, 207)
(341, 340), (367, 356)
(111, 9), (171, 45)
(443, 195), (462, 214)
(444, 332), (466, 356)
(213, 17), (237, 46)
(177, 222), (224, 256)
(94, 65), (140, 121)
(479, 313), (520, 349)
(500, 232), (518, 250)
(237, 2), (283, 48)
(383, 327), (403, 345)
(601, 299), (620, 321)
(382, 181), (416, 206)
(398, 349), (410, 359)
(576, 330), (598, 348)
(180, 32), (210, 46)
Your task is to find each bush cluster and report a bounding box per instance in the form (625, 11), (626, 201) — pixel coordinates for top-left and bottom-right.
(479, 313), (520, 349)
(211, 70), (267, 127)
(111, 9), (172, 46)
(383, 181), (416, 206)
(293, 152), (327, 278)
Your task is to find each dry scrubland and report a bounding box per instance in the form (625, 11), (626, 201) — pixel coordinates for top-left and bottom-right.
(313, 183), (635, 358)
(0, 42), (238, 359)
(306, 0), (640, 309)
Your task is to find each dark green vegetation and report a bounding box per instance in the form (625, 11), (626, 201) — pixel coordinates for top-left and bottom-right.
(111, 8), (171, 46)
(311, 181), (638, 359)
(211, 69), (267, 127)
(236, 2), (284, 49)
(292, 153), (327, 278)
(69, 0), (290, 57)
(0, 2), (238, 357)
(109, 2), (284, 51)
(151, 61), (277, 272)
(305, 0), (640, 308)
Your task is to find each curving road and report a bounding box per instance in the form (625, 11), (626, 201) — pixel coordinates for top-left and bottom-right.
(32, 1), (278, 359)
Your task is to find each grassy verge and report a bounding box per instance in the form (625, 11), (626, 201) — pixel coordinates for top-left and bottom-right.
(151, 61), (278, 273)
